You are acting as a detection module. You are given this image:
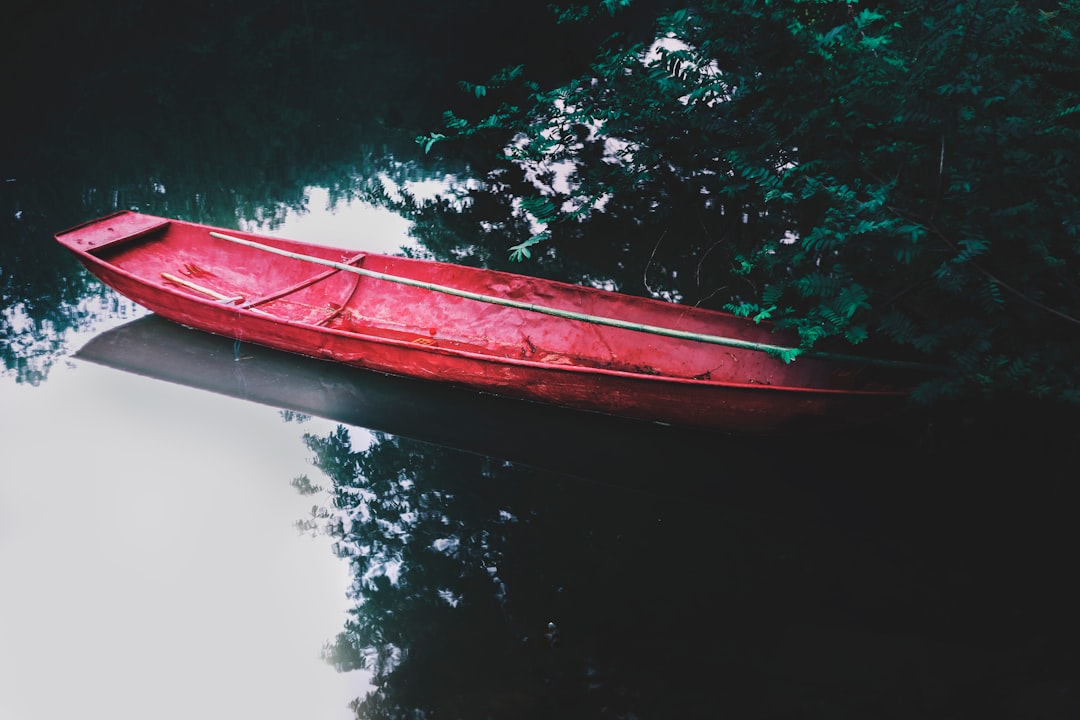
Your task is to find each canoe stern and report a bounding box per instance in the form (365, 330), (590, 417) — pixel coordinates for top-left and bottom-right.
(55, 211), (171, 254)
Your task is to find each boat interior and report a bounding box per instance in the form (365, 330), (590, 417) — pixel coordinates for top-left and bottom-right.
(68, 214), (898, 389)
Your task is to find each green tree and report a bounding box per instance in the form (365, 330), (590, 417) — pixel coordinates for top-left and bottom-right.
(420, 0), (1080, 403)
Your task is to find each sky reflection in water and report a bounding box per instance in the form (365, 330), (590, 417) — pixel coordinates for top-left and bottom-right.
(0, 194), (416, 720)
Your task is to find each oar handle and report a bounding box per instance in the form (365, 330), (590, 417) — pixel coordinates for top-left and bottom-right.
(161, 272), (243, 304)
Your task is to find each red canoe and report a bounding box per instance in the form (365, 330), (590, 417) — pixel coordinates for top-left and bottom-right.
(56, 211), (923, 432)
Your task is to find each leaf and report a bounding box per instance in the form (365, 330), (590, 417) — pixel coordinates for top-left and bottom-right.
(836, 284), (870, 318)
(844, 325), (869, 344)
(1056, 103), (1080, 118)
(858, 34), (890, 50)
(877, 310), (916, 343)
(801, 227), (842, 252)
(798, 324), (828, 346)
(733, 256), (754, 275)
(752, 305), (776, 323)
(855, 8), (887, 28)
(724, 302), (758, 318)
(416, 133), (446, 154)
(441, 109), (470, 130)
(601, 0), (632, 16)
(954, 236), (990, 263)
(979, 278), (1004, 313)
(795, 272), (840, 298)
(775, 347), (803, 364)
(762, 284), (784, 306)
(519, 196), (558, 223)
(821, 25), (847, 47)
(508, 231), (550, 262)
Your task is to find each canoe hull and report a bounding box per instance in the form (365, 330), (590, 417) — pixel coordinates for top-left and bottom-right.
(57, 212), (914, 433)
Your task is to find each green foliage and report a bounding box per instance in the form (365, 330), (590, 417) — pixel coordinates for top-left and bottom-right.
(508, 230), (550, 261)
(419, 0), (1080, 404)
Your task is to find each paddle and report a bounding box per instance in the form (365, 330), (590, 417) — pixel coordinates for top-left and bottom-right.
(209, 230), (940, 372)
(160, 271), (243, 304)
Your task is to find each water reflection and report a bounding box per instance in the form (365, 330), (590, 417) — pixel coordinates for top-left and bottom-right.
(297, 422), (1077, 719)
(75, 314), (734, 484)
(66, 311), (1080, 718)
(0, 333), (366, 720)
(12, 307), (1079, 720)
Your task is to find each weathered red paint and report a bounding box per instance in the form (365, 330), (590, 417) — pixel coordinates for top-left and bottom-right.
(56, 211), (916, 432)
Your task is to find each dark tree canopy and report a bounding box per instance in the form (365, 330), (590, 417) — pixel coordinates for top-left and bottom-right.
(420, 0), (1080, 404)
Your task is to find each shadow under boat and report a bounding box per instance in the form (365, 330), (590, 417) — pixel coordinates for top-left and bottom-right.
(80, 314), (962, 529)
(75, 314), (762, 487)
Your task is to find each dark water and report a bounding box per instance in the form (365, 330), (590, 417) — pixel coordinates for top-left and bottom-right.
(3, 3), (1079, 719)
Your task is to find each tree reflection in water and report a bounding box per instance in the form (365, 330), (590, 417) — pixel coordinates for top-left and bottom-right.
(299, 426), (752, 718)
(292, 421), (1079, 719)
